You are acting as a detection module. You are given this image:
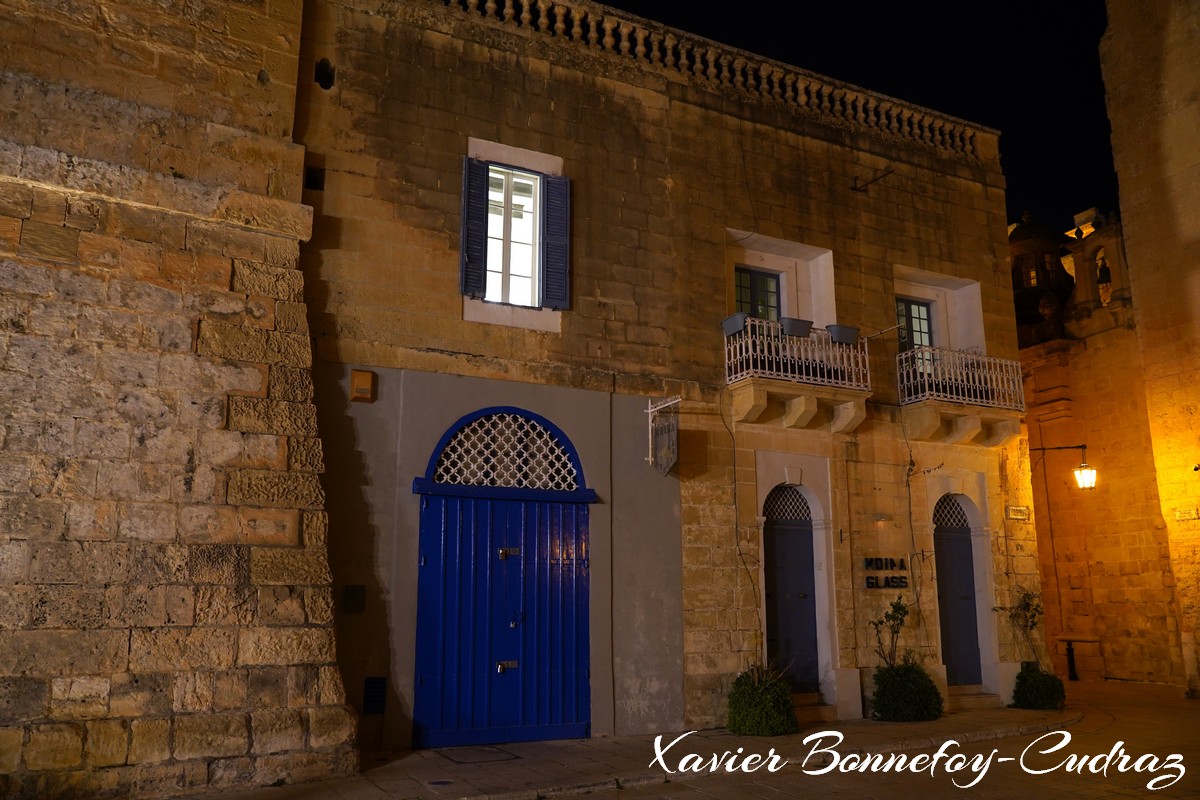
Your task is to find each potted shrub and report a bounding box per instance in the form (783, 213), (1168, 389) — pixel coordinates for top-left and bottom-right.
(726, 663), (798, 736)
(868, 596), (943, 721)
(995, 588), (1066, 710)
(1011, 661), (1066, 710)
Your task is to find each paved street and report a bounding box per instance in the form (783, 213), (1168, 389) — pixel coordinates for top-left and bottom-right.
(185, 681), (1198, 800)
(585, 681), (1199, 799)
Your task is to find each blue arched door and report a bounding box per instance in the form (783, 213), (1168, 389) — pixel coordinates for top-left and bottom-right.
(933, 494), (982, 685)
(763, 485), (819, 693)
(412, 408), (597, 747)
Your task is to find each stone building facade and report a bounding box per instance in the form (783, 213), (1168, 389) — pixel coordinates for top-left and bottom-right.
(0, 1), (356, 798)
(296, 0), (1039, 751)
(2, 0), (1047, 796)
(1095, 0), (1200, 691)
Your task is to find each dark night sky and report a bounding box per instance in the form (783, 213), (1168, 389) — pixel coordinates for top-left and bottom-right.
(599, 0), (1118, 233)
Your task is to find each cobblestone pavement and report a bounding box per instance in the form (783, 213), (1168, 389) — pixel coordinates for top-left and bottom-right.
(184, 681), (1198, 800)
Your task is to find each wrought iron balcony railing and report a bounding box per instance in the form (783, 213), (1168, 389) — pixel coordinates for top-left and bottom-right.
(897, 346), (1024, 412)
(724, 317), (871, 391)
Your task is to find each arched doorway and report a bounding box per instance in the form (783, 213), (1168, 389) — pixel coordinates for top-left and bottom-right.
(933, 494), (982, 685)
(412, 408), (597, 747)
(763, 485), (819, 693)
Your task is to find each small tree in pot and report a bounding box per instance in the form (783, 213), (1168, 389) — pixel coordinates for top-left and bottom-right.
(869, 595), (943, 722)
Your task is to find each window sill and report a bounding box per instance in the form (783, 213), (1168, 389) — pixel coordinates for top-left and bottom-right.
(463, 297), (562, 332)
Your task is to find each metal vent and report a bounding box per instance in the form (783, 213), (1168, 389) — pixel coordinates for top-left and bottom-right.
(433, 413), (578, 491)
(763, 485), (811, 520)
(362, 676), (387, 716)
(933, 494), (970, 528)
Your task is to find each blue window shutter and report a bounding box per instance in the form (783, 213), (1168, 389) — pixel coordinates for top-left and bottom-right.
(541, 174), (571, 310)
(460, 157), (489, 298)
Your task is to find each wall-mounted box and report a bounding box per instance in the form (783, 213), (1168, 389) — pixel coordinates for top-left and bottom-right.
(350, 369), (376, 402)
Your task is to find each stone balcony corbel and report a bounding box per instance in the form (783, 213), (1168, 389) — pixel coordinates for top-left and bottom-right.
(728, 378), (871, 433)
(900, 400), (1021, 447)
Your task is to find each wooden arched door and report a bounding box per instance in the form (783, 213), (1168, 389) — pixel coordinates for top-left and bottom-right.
(763, 485), (819, 692)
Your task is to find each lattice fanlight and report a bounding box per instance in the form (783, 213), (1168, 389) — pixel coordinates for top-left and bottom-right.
(433, 412), (579, 491)
(763, 485), (811, 521)
(933, 494), (969, 528)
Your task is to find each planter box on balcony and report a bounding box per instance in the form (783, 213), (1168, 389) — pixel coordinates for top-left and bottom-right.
(721, 313), (749, 337)
(781, 317), (813, 337)
(827, 325), (859, 345)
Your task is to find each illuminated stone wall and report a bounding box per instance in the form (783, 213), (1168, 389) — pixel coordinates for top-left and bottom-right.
(0, 2), (355, 797)
(1102, 0), (1200, 691)
(1022, 226), (1187, 681)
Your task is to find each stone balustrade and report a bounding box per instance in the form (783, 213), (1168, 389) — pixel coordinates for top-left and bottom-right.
(431, 0), (988, 161)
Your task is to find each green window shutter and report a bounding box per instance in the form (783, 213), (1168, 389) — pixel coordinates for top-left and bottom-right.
(460, 156), (489, 298)
(541, 174), (571, 310)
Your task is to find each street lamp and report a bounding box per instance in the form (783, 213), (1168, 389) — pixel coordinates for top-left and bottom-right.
(1032, 444), (1097, 490)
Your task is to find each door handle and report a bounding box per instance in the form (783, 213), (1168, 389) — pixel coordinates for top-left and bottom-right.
(497, 547), (520, 560)
(496, 660), (518, 674)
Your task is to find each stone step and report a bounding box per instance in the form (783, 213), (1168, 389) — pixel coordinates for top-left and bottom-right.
(792, 692), (839, 723)
(946, 684), (1003, 711)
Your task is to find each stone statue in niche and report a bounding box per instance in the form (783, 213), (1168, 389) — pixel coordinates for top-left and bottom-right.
(1095, 248), (1113, 306)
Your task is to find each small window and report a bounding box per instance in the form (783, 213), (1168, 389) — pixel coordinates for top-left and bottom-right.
(896, 298), (932, 351)
(1013, 254), (1038, 288)
(735, 266), (780, 320)
(461, 157), (570, 310)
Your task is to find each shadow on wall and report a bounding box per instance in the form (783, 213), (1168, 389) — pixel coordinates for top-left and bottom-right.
(312, 335), (410, 752)
(301, 178), (411, 751)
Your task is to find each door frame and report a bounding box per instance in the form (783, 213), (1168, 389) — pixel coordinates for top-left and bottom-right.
(751, 452), (848, 714)
(919, 474), (1001, 696)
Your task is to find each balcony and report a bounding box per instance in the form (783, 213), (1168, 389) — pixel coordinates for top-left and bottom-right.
(723, 316), (872, 432)
(897, 346), (1024, 446)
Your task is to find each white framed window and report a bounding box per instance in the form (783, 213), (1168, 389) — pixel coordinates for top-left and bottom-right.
(461, 140), (570, 330)
(726, 231), (836, 327)
(892, 265), (984, 353)
(486, 165), (540, 307)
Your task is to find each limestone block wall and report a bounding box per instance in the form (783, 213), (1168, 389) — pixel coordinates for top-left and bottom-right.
(296, 0), (1016, 391)
(1, 0), (357, 796)
(0, 174), (356, 798)
(1024, 328), (1186, 683)
(1102, 0), (1200, 690)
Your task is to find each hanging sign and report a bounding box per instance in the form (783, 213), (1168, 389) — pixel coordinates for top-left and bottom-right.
(647, 396), (681, 476)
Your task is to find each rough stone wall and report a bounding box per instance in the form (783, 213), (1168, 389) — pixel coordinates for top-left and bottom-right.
(1024, 330), (1185, 682)
(1102, 0), (1200, 690)
(297, 0), (1033, 728)
(0, 0), (356, 797)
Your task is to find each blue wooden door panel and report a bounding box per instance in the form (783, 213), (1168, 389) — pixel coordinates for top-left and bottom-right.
(934, 526), (982, 685)
(764, 520), (819, 692)
(414, 496), (589, 748)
